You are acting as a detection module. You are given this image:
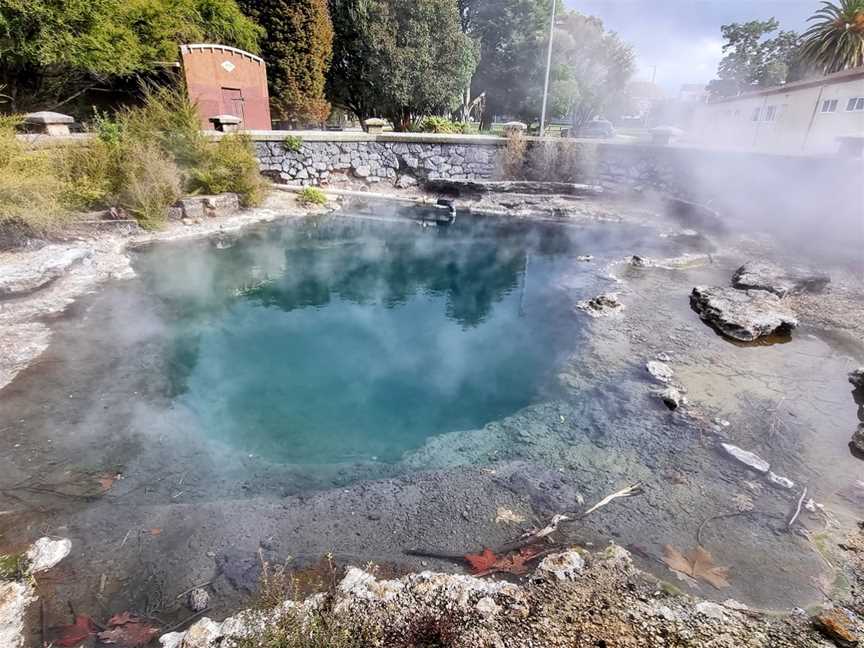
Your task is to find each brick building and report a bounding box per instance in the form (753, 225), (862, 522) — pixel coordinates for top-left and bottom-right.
(180, 44), (271, 130)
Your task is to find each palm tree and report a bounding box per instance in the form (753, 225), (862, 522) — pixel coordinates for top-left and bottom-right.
(801, 0), (864, 74)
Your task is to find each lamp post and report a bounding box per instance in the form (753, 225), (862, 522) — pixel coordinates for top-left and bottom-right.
(539, 0), (557, 138)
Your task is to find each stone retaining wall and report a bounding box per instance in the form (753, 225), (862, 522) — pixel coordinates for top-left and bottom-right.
(255, 138), (501, 188)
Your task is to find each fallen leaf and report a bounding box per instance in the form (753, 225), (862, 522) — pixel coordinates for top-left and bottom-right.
(97, 472), (121, 493)
(495, 506), (526, 525)
(465, 545), (551, 577)
(464, 548), (497, 573)
(662, 545), (730, 590)
(51, 614), (97, 647)
(97, 612), (159, 647)
(149, 528), (162, 536)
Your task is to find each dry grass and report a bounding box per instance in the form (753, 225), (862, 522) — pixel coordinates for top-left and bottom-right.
(501, 131), (527, 179)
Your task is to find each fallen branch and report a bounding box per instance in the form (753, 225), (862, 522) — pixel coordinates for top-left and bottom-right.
(162, 608), (210, 634)
(787, 486), (808, 531)
(578, 483), (644, 519)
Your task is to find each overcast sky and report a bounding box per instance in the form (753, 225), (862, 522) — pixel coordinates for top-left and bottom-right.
(566, 0), (816, 94)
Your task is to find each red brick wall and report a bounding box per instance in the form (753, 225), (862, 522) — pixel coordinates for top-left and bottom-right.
(180, 44), (271, 130)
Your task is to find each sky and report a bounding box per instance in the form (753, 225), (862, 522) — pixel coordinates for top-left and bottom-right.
(566, 0), (816, 94)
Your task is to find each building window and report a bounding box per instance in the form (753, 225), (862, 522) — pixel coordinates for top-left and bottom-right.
(846, 97), (864, 111)
(751, 107), (761, 122)
(821, 99), (838, 113)
(763, 105), (778, 122)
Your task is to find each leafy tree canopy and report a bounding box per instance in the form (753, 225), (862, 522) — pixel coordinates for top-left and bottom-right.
(0, 0), (262, 111)
(328, 0), (478, 130)
(458, 0), (553, 128)
(238, 0), (333, 124)
(707, 19), (804, 99)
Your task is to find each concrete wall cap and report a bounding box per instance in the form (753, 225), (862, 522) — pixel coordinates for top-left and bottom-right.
(24, 111), (75, 125)
(209, 114), (243, 124)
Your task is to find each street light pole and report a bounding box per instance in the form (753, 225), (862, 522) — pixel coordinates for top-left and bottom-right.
(539, 0), (557, 138)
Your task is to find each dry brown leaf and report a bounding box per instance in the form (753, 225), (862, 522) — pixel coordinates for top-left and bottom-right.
(662, 545), (730, 590)
(97, 612), (159, 647)
(149, 528), (162, 536)
(97, 473), (121, 493)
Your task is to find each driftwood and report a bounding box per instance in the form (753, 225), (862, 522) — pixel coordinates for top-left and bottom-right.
(787, 486), (808, 530)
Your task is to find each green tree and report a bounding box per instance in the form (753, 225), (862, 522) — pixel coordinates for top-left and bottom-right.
(707, 19), (803, 99)
(237, 0), (334, 124)
(540, 12), (635, 129)
(0, 0), (261, 112)
(458, 0), (553, 129)
(328, 0), (478, 130)
(801, 0), (864, 74)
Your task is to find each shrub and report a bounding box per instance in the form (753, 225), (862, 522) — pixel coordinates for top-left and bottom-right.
(191, 134), (267, 207)
(297, 186), (327, 206)
(414, 116), (466, 134)
(0, 117), (71, 233)
(57, 140), (114, 210)
(115, 140), (183, 229)
(283, 134), (303, 153)
(502, 129), (527, 179)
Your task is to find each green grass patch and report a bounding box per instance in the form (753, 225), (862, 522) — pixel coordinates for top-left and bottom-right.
(0, 552), (30, 581)
(283, 134), (303, 153)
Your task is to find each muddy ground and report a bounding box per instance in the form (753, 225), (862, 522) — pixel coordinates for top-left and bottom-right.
(1, 187), (862, 646)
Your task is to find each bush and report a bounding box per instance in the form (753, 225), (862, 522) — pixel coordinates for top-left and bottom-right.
(0, 117), (71, 233)
(297, 186), (327, 205)
(115, 140), (183, 229)
(414, 116), (466, 134)
(283, 134), (303, 153)
(191, 134), (267, 207)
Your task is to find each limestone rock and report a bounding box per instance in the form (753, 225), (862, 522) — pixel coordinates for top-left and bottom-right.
(690, 286), (798, 342)
(646, 361), (674, 383)
(534, 551), (585, 581)
(0, 582), (34, 648)
(720, 443), (770, 474)
(0, 246), (91, 298)
(25, 537), (71, 573)
(766, 472), (795, 489)
(576, 293), (623, 317)
(732, 261), (830, 297)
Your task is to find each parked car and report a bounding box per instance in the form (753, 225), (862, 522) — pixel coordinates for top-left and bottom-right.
(575, 119), (615, 139)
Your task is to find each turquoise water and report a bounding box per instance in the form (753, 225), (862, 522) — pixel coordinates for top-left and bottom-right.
(133, 210), (635, 464)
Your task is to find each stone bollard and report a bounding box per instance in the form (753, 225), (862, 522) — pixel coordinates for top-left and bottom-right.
(209, 114), (242, 132)
(23, 111), (75, 136)
(364, 118), (387, 134)
(502, 121), (527, 138)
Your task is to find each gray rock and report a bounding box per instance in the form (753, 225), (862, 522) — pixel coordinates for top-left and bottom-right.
(732, 261), (830, 297)
(720, 443), (770, 473)
(690, 286), (798, 342)
(766, 472), (795, 489)
(353, 165), (371, 178)
(850, 369), (864, 390)
(654, 386), (683, 411)
(25, 537), (71, 573)
(395, 175), (417, 189)
(852, 424), (864, 457)
(576, 293), (623, 317)
(534, 551), (585, 581)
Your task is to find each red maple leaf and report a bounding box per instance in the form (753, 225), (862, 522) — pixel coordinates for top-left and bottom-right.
(51, 615), (97, 647)
(464, 545), (550, 577)
(464, 548), (498, 573)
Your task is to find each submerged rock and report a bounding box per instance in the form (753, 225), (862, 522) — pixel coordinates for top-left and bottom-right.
(732, 261), (830, 297)
(766, 472), (795, 490)
(576, 293), (623, 317)
(25, 537), (71, 573)
(720, 443), (770, 474)
(850, 369), (864, 391)
(690, 286), (798, 342)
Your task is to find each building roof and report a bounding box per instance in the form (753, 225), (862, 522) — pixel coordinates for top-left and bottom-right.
(709, 66), (864, 104)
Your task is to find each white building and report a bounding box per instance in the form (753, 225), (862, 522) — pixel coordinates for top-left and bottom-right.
(692, 68), (864, 155)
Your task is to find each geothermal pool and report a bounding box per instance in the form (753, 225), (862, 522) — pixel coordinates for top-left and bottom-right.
(1, 202), (861, 621)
